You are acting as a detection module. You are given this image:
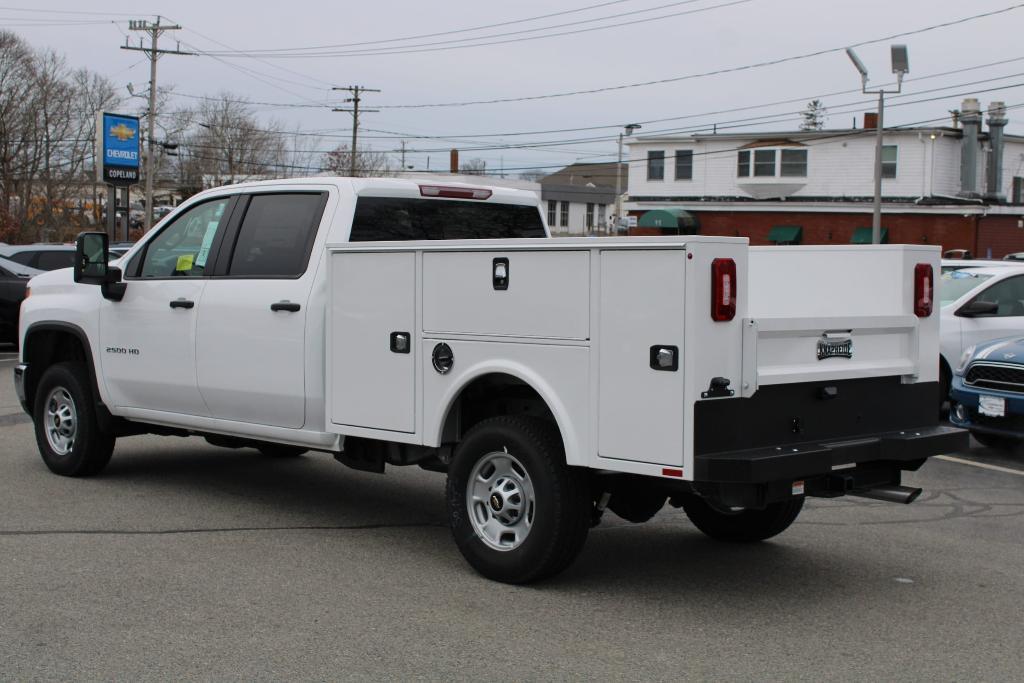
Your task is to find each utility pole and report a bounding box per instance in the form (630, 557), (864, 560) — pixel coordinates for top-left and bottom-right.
(333, 85), (380, 177)
(399, 140), (408, 170)
(122, 17), (193, 232)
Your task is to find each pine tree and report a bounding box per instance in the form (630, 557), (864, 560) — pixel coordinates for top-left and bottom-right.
(800, 100), (828, 131)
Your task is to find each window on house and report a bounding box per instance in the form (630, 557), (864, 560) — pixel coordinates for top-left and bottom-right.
(560, 201), (569, 227)
(586, 203), (594, 228)
(598, 204), (606, 227)
(547, 200), (557, 226)
(647, 150), (665, 181)
(780, 149), (808, 177)
(675, 150), (693, 180)
(737, 150), (750, 177)
(882, 145), (898, 178)
(753, 149), (776, 177)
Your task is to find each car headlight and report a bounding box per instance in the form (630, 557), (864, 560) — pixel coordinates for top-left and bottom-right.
(955, 345), (976, 376)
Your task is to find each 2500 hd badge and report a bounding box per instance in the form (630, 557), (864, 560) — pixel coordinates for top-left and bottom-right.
(105, 346), (140, 356)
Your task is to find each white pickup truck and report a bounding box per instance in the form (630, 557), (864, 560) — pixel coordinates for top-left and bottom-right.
(15, 177), (966, 583)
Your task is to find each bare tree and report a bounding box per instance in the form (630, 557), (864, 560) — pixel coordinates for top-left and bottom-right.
(460, 158), (487, 175)
(0, 31), (118, 242)
(323, 143), (394, 177)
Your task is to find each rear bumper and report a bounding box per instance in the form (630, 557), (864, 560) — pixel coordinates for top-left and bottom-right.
(694, 424), (967, 483)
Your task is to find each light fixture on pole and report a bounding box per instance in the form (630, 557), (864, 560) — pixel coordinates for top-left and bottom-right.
(615, 123), (641, 233)
(846, 44), (909, 244)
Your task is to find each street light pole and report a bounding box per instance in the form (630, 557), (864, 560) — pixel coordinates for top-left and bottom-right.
(846, 45), (909, 244)
(615, 123), (640, 234)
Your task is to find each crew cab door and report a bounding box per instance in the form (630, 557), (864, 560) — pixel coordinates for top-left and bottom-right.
(100, 196), (233, 415)
(195, 192), (329, 429)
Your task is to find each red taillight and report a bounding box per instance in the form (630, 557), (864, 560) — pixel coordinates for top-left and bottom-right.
(419, 185), (492, 200)
(711, 258), (737, 321)
(914, 263), (933, 317)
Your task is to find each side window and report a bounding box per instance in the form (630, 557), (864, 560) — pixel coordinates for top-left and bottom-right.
(139, 198), (230, 278)
(975, 276), (1024, 316)
(228, 193), (325, 277)
(0, 265), (12, 278)
(36, 251), (75, 271)
(9, 252), (35, 267)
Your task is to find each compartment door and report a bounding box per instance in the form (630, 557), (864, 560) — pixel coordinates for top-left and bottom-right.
(597, 250), (686, 466)
(329, 251), (416, 433)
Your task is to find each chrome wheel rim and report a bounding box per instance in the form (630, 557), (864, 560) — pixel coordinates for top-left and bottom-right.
(467, 450), (535, 552)
(44, 386), (77, 456)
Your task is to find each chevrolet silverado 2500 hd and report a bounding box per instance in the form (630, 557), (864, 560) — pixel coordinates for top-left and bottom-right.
(15, 177), (967, 583)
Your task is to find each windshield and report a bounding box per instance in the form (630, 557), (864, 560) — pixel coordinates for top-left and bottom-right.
(940, 269), (994, 306)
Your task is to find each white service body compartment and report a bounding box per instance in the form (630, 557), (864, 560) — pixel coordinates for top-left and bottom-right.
(328, 251), (416, 433)
(597, 249), (686, 467)
(422, 250), (590, 340)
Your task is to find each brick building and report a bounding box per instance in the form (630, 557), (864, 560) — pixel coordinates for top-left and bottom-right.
(624, 99), (1024, 257)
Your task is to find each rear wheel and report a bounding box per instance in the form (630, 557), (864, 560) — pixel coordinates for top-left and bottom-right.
(33, 362), (115, 477)
(446, 416), (591, 584)
(680, 494), (804, 542)
(971, 431), (1019, 451)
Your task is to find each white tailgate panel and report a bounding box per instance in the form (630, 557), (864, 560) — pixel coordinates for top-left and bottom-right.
(423, 250), (590, 340)
(598, 249), (685, 466)
(329, 251), (416, 433)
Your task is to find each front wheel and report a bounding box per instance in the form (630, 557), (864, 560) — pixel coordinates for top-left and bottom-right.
(446, 416), (591, 584)
(680, 494), (804, 542)
(33, 362), (115, 477)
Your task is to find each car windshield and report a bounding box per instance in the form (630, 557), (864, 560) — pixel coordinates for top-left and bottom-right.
(940, 269), (994, 306)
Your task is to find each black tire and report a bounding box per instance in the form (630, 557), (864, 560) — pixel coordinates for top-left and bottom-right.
(446, 416), (591, 584)
(33, 362), (115, 477)
(257, 444), (308, 458)
(681, 494), (804, 542)
(971, 431), (1019, 451)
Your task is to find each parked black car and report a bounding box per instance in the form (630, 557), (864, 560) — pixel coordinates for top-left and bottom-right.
(0, 255), (41, 347)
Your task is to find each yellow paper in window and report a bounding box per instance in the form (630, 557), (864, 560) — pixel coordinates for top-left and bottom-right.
(175, 254), (195, 272)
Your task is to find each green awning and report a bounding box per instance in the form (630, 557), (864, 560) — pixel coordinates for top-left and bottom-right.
(768, 225), (802, 244)
(851, 227), (889, 244)
(637, 208), (699, 234)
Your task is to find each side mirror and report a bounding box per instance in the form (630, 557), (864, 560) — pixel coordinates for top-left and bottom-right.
(74, 232), (109, 284)
(957, 300), (999, 317)
(74, 232), (126, 302)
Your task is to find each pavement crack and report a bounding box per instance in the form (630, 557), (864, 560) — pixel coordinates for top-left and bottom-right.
(0, 521), (449, 537)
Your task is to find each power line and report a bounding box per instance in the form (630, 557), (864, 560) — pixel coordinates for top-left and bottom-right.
(195, 0), (753, 59)
(371, 3), (1024, 108)
(195, 0), (635, 54)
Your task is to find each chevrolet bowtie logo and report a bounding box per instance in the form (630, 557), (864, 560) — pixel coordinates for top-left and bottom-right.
(109, 123), (136, 142)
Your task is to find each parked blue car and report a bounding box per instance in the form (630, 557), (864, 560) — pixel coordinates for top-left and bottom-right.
(950, 336), (1024, 449)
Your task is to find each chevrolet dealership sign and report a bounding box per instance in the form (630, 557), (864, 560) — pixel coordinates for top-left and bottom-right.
(95, 112), (140, 186)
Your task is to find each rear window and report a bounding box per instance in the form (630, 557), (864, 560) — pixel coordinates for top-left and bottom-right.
(8, 252), (34, 266)
(350, 197), (546, 241)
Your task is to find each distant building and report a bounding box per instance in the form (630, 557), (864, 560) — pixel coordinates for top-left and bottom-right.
(539, 162), (626, 234)
(625, 99), (1024, 257)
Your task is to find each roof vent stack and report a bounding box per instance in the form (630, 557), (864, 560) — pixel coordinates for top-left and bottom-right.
(986, 101), (1008, 202)
(959, 98), (982, 198)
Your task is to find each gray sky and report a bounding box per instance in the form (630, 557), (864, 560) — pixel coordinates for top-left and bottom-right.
(6, 0), (1024, 175)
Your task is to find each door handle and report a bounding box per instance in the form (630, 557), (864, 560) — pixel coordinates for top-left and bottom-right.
(169, 299), (194, 309)
(271, 301), (301, 312)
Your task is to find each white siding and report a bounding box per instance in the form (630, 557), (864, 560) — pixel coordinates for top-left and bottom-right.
(627, 130), (1022, 202)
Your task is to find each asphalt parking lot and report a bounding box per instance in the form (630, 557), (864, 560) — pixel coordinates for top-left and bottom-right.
(1, 347), (1022, 681)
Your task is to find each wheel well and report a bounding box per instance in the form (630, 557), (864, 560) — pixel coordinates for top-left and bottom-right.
(441, 373), (558, 444)
(23, 327), (94, 413)
(940, 355), (952, 379)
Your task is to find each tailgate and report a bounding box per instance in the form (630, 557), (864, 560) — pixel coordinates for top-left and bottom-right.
(742, 245), (939, 396)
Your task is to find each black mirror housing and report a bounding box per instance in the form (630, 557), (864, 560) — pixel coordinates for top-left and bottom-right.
(957, 300), (999, 318)
(74, 232), (110, 284)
